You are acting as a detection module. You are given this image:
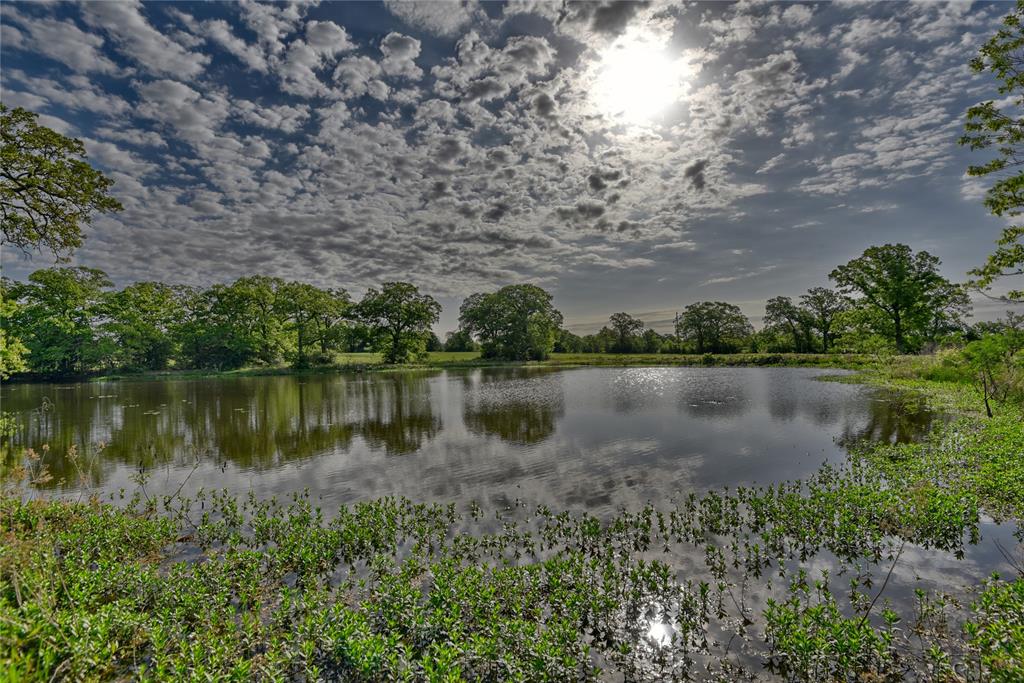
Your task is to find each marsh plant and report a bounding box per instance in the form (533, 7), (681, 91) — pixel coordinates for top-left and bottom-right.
(2, 413), (1022, 681)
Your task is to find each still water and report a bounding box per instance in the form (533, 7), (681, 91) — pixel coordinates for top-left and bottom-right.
(1, 367), (935, 512)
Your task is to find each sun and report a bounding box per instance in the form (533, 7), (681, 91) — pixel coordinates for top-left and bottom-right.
(592, 33), (688, 126)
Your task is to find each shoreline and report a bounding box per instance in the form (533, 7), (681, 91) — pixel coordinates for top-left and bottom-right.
(7, 351), (883, 384)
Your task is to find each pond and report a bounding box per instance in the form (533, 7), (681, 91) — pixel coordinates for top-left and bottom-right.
(2, 366), (936, 512)
(4, 366), (1018, 678)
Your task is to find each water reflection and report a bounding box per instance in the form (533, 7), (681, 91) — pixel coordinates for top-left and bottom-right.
(462, 369), (564, 445)
(840, 390), (938, 445)
(1, 367), (939, 512)
(351, 374), (441, 455)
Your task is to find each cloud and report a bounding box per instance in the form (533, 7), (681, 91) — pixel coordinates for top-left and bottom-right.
(384, 0), (484, 37)
(2, 10), (123, 74)
(80, 0), (209, 79)
(0, 0), (1009, 322)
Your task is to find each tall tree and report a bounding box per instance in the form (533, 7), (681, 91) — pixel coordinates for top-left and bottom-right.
(763, 296), (813, 352)
(608, 312), (645, 353)
(829, 244), (969, 353)
(103, 281), (184, 370)
(0, 279), (29, 378)
(358, 282), (441, 363)
(960, 1), (1024, 301)
(7, 267), (112, 374)
(275, 282), (349, 367)
(1, 105), (122, 259)
(674, 301), (753, 353)
(799, 287), (849, 352)
(459, 284), (563, 360)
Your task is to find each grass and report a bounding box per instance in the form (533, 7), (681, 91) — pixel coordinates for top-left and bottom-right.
(2, 359), (1022, 680)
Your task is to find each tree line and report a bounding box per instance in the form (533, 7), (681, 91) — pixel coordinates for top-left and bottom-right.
(0, 242), (990, 377)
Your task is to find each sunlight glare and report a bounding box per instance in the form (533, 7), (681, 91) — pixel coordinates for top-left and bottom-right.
(593, 33), (687, 126)
(647, 620), (673, 647)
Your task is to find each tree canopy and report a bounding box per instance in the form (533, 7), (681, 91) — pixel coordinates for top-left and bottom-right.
(674, 301), (753, 354)
(357, 282), (440, 364)
(608, 312), (645, 353)
(0, 105), (122, 259)
(960, 0), (1024, 301)
(829, 244), (969, 353)
(459, 284), (563, 360)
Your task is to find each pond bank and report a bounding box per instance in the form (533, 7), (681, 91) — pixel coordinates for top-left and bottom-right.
(22, 351), (881, 383)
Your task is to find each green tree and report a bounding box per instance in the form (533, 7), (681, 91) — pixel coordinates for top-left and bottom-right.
(358, 282), (441, 363)
(764, 296), (813, 353)
(0, 279), (29, 378)
(553, 329), (584, 353)
(1, 105), (123, 259)
(829, 244), (969, 353)
(458, 284), (563, 360)
(103, 281), (184, 370)
(444, 329), (478, 352)
(608, 312), (645, 353)
(639, 328), (663, 353)
(7, 267), (112, 374)
(800, 287), (849, 352)
(674, 301), (753, 354)
(275, 282), (349, 367)
(175, 278), (285, 370)
(960, 1), (1024, 301)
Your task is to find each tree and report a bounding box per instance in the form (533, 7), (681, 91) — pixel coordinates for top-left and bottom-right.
(674, 301), (753, 353)
(799, 287), (849, 352)
(458, 284), (563, 360)
(7, 266), (113, 374)
(358, 282), (441, 363)
(639, 328), (663, 353)
(960, 1), (1024, 301)
(1, 105), (122, 259)
(608, 312), (645, 353)
(553, 329), (584, 353)
(0, 279), (29, 378)
(763, 296), (813, 352)
(829, 244), (969, 353)
(103, 281), (184, 370)
(444, 329), (478, 352)
(275, 282), (349, 367)
(176, 278), (285, 370)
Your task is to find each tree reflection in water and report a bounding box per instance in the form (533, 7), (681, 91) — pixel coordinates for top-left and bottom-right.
(840, 389), (938, 445)
(353, 373), (440, 455)
(462, 368), (564, 445)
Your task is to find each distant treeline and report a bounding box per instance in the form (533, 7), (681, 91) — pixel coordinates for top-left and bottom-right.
(0, 243), (1002, 376)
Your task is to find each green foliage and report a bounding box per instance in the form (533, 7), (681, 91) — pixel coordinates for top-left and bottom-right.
(764, 296), (815, 353)
(0, 105), (123, 259)
(5, 267), (113, 374)
(764, 572), (899, 681)
(608, 312), (645, 353)
(443, 329), (477, 352)
(0, 282), (29, 379)
(674, 301), (753, 354)
(358, 282), (441, 364)
(830, 244), (970, 353)
(968, 577), (1024, 682)
(960, 1), (1024, 300)
(275, 281), (350, 368)
(458, 284), (563, 360)
(799, 287), (850, 353)
(102, 282), (184, 371)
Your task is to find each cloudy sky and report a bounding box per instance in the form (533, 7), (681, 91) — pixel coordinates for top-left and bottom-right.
(0, 0), (1015, 332)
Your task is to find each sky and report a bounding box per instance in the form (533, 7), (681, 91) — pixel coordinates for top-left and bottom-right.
(0, 0), (1017, 333)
